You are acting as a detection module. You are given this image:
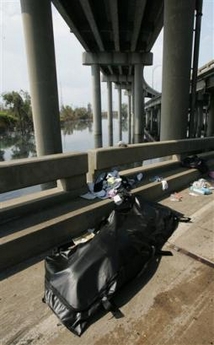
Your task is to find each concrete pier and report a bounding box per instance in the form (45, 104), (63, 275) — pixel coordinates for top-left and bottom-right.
(91, 64), (102, 148)
(107, 80), (113, 146)
(160, 0), (195, 140)
(20, 0), (62, 156)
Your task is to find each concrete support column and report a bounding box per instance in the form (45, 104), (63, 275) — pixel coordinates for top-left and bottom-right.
(131, 83), (135, 144)
(160, 0), (195, 140)
(196, 101), (203, 137)
(145, 110), (150, 129)
(134, 64), (144, 143)
(91, 64), (102, 148)
(118, 86), (122, 141)
(157, 107), (161, 139)
(128, 92), (132, 144)
(150, 108), (154, 133)
(107, 80), (113, 146)
(207, 92), (214, 136)
(20, 0), (62, 156)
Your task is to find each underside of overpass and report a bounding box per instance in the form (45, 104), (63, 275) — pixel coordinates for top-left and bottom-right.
(52, 0), (163, 78)
(20, 0), (214, 154)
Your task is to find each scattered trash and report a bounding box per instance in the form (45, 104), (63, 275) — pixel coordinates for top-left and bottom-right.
(149, 176), (168, 190)
(149, 176), (163, 182)
(192, 178), (211, 189)
(181, 155), (208, 173)
(170, 193), (183, 201)
(189, 178), (213, 195)
(118, 140), (128, 147)
(189, 186), (212, 195)
(189, 192), (199, 197)
(113, 193), (123, 205)
(73, 229), (95, 245)
(137, 172), (143, 181)
(81, 170), (143, 202)
(161, 180), (168, 190)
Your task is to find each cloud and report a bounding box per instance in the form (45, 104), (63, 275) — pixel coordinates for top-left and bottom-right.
(0, 0), (213, 110)
(199, 0), (214, 66)
(0, 1), (29, 95)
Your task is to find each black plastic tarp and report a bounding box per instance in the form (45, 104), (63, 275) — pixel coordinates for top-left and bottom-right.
(43, 195), (186, 336)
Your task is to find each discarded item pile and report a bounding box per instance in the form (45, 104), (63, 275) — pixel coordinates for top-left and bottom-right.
(181, 155), (208, 173)
(43, 192), (190, 336)
(169, 192), (183, 202)
(149, 176), (168, 190)
(189, 178), (213, 195)
(81, 170), (143, 203)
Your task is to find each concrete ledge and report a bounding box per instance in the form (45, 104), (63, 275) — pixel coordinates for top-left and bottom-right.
(1, 149), (214, 272)
(0, 164), (204, 272)
(0, 152), (88, 193)
(0, 198), (113, 272)
(0, 159), (183, 223)
(88, 138), (214, 181)
(0, 186), (86, 224)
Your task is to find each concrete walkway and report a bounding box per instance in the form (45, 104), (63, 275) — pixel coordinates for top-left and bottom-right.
(0, 184), (213, 345)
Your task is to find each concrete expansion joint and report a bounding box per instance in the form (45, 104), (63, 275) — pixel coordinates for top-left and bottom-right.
(169, 244), (214, 269)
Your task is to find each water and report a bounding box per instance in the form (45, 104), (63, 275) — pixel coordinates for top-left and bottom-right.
(0, 118), (128, 202)
(0, 118), (128, 160)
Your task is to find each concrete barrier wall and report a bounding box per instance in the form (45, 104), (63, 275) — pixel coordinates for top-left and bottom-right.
(88, 137), (214, 180)
(0, 137), (214, 196)
(0, 152), (88, 193)
(1, 137), (214, 270)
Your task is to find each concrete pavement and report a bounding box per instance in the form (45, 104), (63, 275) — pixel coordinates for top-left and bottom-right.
(0, 184), (213, 345)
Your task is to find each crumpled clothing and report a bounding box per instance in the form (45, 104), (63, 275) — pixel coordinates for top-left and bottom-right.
(81, 170), (143, 202)
(192, 178), (211, 189)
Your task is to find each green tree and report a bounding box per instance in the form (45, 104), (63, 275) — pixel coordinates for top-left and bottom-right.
(60, 103), (93, 122)
(0, 112), (17, 132)
(74, 107), (89, 120)
(2, 90), (33, 135)
(60, 105), (74, 121)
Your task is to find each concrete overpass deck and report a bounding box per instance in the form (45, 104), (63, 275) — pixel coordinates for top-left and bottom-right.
(0, 181), (213, 345)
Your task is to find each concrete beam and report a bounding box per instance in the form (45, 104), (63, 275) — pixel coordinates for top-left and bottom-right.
(114, 84), (132, 90)
(83, 51), (153, 66)
(102, 75), (133, 83)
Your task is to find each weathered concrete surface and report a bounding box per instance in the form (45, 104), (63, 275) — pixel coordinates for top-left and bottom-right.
(0, 185), (213, 345)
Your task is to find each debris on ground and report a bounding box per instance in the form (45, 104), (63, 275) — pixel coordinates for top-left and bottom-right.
(81, 170), (143, 201)
(189, 178), (213, 195)
(170, 193), (183, 201)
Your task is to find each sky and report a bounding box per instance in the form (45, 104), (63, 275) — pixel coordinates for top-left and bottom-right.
(0, 0), (213, 111)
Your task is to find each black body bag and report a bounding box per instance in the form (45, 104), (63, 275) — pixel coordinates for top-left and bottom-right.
(43, 195), (188, 336)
